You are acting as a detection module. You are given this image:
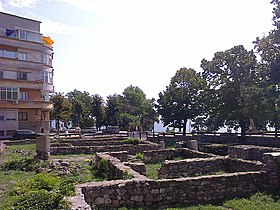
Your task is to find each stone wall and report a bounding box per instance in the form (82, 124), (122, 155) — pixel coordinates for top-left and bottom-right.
(94, 153), (146, 180)
(143, 148), (216, 163)
(199, 143), (230, 156)
(80, 171), (277, 209)
(68, 151), (280, 209)
(51, 142), (162, 155)
(148, 134), (280, 148)
(158, 156), (265, 179)
(228, 145), (280, 161)
(103, 151), (129, 162)
(124, 162), (146, 175)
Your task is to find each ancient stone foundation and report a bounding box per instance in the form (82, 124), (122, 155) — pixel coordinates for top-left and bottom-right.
(80, 171), (276, 209)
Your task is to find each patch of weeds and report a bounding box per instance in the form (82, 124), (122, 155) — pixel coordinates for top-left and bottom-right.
(166, 204), (222, 209)
(223, 192), (280, 210)
(135, 153), (144, 161)
(172, 156), (184, 161)
(122, 169), (133, 180)
(1, 157), (49, 172)
(92, 158), (110, 180)
(122, 138), (142, 145)
(191, 171), (225, 178)
(146, 163), (161, 179)
(4, 172), (75, 210)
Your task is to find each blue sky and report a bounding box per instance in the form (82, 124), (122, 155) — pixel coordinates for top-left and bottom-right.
(0, 0), (275, 99)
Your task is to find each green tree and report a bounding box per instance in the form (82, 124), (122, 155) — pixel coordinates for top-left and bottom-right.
(105, 94), (124, 127)
(254, 0), (280, 136)
(50, 92), (71, 133)
(66, 89), (93, 128)
(123, 85), (157, 131)
(91, 94), (105, 130)
(157, 68), (207, 134)
(201, 45), (268, 141)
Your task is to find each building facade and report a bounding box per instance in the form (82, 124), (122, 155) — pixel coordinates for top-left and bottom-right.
(0, 12), (54, 139)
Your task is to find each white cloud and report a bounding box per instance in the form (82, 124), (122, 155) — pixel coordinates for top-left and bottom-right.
(40, 18), (81, 35)
(1, 0), (38, 8)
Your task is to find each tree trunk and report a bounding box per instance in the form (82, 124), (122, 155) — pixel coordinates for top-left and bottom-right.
(56, 118), (60, 134)
(183, 120), (187, 136)
(240, 120), (247, 143)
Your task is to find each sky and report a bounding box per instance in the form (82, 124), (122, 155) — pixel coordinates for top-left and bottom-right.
(0, 0), (275, 100)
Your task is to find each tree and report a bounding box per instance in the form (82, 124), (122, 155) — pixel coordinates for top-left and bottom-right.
(105, 94), (124, 127)
(91, 94), (105, 130)
(66, 89), (93, 128)
(50, 92), (71, 133)
(254, 0), (280, 136)
(157, 68), (207, 134)
(123, 85), (157, 131)
(201, 45), (268, 141)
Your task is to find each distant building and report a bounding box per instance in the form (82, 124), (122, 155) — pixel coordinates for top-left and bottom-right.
(0, 12), (54, 139)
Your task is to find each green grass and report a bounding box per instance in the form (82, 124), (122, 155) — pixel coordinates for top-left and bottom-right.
(166, 205), (222, 210)
(223, 192), (280, 210)
(0, 142), (97, 209)
(145, 163), (161, 179)
(0, 170), (35, 209)
(51, 153), (93, 159)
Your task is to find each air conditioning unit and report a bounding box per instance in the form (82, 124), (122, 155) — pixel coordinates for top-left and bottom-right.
(12, 100), (18, 104)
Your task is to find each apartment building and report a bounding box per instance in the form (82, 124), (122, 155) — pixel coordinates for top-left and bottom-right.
(0, 12), (54, 139)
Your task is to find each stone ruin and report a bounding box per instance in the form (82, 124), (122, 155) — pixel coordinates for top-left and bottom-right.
(62, 135), (280, 209)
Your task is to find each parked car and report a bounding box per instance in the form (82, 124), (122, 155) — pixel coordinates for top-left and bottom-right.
(102, 126), (120, 134)
(13, 129), (42, 140)
(82, 127), (97, 133)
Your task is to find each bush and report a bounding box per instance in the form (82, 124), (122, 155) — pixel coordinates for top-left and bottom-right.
(93, 158), (110, 180)
(5, 172), (75, 210)
(1, 157), (48, 172)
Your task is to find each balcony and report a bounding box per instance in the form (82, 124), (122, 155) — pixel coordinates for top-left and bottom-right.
(0, 100), (53, 110)
(0, 78), (44, 90)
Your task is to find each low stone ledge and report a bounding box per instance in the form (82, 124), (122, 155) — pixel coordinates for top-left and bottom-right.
(51, 143), (161, 155)
(95, 153), (146, 180)
(143, 148), (216, 163)
(80, 171), (275, 209)
(68, 187), (92, 210)
(103, 151), (129, 162)
(124, 162), (146, 175)
(228, 145), (280, 161)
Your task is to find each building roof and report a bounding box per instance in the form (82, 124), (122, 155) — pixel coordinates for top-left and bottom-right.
(0, 11), (41, 23)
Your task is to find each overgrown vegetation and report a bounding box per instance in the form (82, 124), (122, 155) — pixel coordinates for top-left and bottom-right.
(122, 138), (142, 145)
(0, 143), (95, 209)
(145, 163), (161, 179)
(135, 152), (144, 161)
(4, 172), (75, 210)
(92, 158), (110, 180)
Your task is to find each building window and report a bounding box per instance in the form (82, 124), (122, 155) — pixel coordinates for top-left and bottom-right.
(0, 71), (3, 78)
(0, 87), (19, 100)
(41, 111), (46, 120)
(6, 112), (16, 121)
(18, 52), (27, 60)
(19, 92), (28, 101)
(17, 72), (28, 80)
(0, 113), (4, 121)
(0, 131), (4, 136)
(41, 71), (53, 84)
(18, 112), (28, 121)
(19, 30), (27, 40)
(0, 50), (17, 59)
(18, 30), (41, 43)
(6, 29), (16, 38)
